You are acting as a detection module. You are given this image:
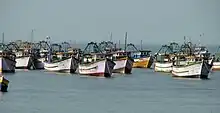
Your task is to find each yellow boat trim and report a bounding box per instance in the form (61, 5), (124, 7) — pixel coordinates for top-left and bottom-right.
(0, 76), (2, 83)
(133, 59), (149, 68)
(0, 76), (9, 86)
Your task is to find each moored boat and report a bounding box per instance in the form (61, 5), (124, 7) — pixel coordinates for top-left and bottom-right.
(112, 51), (134, 74)
(132, 50), (154, 68)
(44, 56), (78, 73)
(212, 62), (220, 71)
(13, 41), (35, 69)
(171, 41), (214, 79)
(44, 42), (79, 73)
(154, 61), (173, 73)
(172, 55), (213, 79)
(0, 44), (16, 73)
(154, 44), (175, 73)
(0, 75), (9, 92)
(78, 54), (115, 77)
(126, 43), (154, 68)
(15, 53), (33, 69)
(212, 46), (220, 71)
(33, 40), (51, 69)
(7, 41), (38, 69)
(78, 42), (115, 77)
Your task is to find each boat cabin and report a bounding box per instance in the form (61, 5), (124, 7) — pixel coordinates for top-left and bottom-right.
(173, 55), (202, 66)
(81, 53), (106, 64)
(15, 49), (32, 57)
(155, 54), (171, 63)
(130, 50), (151, 59)
(112, 51), (131, 59)
(39, 49), (49, 57)
(194, 46), (210, 59)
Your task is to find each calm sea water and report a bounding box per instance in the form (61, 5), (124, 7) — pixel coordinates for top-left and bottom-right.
(0, 68), (220, 113)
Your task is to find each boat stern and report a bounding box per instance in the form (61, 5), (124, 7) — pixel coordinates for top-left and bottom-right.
(0, 76), (9, 92)
(200, 60), (212, 79)
(133, 56), (154, 68)
(113, 57), (133, 74)
(104, 58), (116, 77)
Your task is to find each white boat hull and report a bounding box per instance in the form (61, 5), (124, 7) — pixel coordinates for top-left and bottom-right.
(0, 57), (16, 73)
(212, 62), (220, 71)
(16, 56), (31, 69)
(113, 58), (134, 74)
(78, 59), (115, 77)
(172, 61), (212, 79)
(154, 62), (172, 73)
(44, 57), (78, 73)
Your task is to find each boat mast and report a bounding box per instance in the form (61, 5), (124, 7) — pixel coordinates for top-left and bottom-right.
(110, 32), (112, 42)
(46, 36), (51, 63)
(118, 40), (120, 49)
(30, 29), (34, 49)
(184, 36), (186, 44)
(124, 32), (127, 52)
(140, 40), (143, 50)
(31, 29), (34, 43)
(2, 32), (4, 44)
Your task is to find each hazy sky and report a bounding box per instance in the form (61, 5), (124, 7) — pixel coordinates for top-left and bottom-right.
(0, 0), (219, 45)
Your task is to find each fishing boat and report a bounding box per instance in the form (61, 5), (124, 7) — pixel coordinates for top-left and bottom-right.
(44, 56), (78, 73)
(32, 40), (51, 69)
(78, 54), (115, 77)
(127, 43), (153, 68)
(154, 54), (173, 72)
(171, 41), (214, 79)
(132, 51), (154, 68)
(111, 32), (134, 74)
(7, 41), (37, 69)
(111, 51), (134, 74)
(154, 43), (178, 72)
(98, 44), (134, 74)
(15, 49), (34, 69)
(172, 55), (213, 79)
(0, 43), (16, 73)
(212, 46), (220, 71)
(0, 75), (9, 92)
(44, 41), (78, 73)
(78, 42), (115, 77)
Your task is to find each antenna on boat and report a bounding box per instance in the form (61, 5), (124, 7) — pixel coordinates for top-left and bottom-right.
(46, 36), (52, 63)
(184, 36), (186, 44)
(118, 40), (121, 49)
(31, 29), (34, 43)
(217, 46), (220, 53)
(2, 32), (4, 44)
(141, 40), (143, 50)
(30, 29), (35, 49)
(110, 32), (112, 42)
(124, 32), (127, 52)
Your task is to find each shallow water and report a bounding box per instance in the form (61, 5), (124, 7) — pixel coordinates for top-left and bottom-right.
(0, 69), (220, 113)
